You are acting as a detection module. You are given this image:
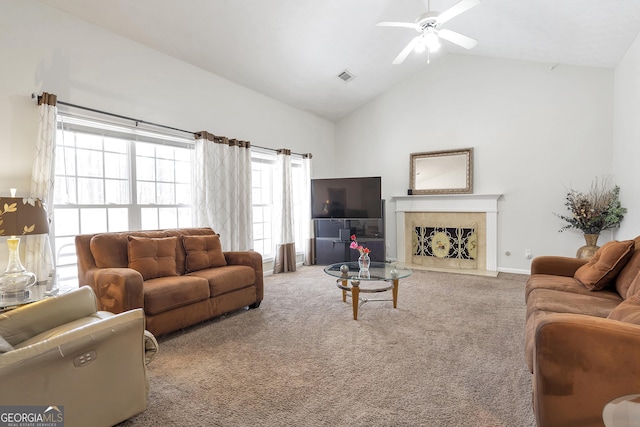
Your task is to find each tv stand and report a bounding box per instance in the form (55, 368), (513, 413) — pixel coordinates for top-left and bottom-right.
(313, 202), (385, 265)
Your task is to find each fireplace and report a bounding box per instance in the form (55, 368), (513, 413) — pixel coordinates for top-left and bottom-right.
(394, 194), (501, 276)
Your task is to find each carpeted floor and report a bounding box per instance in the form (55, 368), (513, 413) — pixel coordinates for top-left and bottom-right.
(118, 266), (536, 427)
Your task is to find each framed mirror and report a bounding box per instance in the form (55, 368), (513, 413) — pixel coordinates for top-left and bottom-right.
(410, 148), (473, 195)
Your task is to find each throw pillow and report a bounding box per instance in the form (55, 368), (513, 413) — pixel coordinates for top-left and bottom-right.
(574, 240), (635, 291)
(127, 236), (179, 280)
(183, 235), (227, 273)
(0, 335), (14, 353)
(90, 233), (130, 268)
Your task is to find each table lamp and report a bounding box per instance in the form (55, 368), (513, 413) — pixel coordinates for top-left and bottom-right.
(0, 196), (49, 300)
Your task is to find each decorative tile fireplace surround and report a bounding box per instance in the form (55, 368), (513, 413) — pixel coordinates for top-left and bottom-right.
(394, 194), (502, 276)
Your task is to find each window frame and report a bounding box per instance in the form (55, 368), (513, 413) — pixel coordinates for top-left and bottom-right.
(52, 111), (307, 282)
(250, 148), (305, 261)
(53, 113), (194, 285)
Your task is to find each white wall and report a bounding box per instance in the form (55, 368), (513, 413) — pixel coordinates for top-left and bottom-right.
(0, 1), (334, 265)
(613, 32), (640, 238)
(335, 54), (615, 273)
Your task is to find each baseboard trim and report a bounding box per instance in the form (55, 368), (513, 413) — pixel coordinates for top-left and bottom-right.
(498, 267), (530, 276)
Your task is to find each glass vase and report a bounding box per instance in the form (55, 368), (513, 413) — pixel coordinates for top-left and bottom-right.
(358, 253), (371, 271)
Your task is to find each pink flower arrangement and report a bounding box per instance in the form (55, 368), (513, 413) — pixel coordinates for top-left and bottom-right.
(350, 234), (371, 256)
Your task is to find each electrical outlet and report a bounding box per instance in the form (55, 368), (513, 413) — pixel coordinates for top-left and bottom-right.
(525, 249), (532, 259)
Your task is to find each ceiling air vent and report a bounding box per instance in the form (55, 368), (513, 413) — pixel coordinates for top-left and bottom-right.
(337, 70), (355, 83)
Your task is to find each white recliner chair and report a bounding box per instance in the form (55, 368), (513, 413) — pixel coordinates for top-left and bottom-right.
(0, 286), (158, 427)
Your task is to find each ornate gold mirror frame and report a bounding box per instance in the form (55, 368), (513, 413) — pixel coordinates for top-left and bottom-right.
(409, 148), (473, 195)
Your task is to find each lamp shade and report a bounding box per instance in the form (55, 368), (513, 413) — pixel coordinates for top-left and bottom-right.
(0, 197), (49, 237)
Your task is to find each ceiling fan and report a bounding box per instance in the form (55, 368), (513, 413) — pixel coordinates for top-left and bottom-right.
(377, 0), (480, 64)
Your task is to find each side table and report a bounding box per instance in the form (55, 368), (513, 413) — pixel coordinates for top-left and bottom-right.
(0, 281), (72, 312)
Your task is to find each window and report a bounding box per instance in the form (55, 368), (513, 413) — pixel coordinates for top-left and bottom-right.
(53, 115), (193, 285)
(250, 150), (305, 260)
(52, 113), (307, 284)
(251, 151), (274, 257)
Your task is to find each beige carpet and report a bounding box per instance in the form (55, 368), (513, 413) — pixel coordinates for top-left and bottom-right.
(118, 266), (536, 427)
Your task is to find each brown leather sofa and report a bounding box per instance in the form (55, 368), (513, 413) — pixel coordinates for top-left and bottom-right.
(0, 286), (158, 427)
(525, 236), (640, 427)
(75, 227), (263, 336)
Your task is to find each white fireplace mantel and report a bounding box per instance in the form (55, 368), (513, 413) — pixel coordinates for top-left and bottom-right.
(393, 194), (502, 273)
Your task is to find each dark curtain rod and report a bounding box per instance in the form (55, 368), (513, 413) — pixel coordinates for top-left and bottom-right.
(31, 93), (310, 157)
(32, 93), (194, 136)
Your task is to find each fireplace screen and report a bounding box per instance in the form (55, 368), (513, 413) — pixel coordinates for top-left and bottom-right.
(413, 226), (478, 260)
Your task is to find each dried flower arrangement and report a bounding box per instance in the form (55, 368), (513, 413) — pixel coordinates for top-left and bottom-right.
(555, 177), (627, 235)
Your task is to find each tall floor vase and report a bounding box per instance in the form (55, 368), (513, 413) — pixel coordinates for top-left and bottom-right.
(576, 233), (600, 260)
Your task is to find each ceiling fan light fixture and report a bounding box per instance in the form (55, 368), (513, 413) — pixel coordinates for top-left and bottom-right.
(424, 31), (441, 52)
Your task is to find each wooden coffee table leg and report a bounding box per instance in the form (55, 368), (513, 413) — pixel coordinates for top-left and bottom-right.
(351, 281), (360, 320)
(392, 279), (399, 308)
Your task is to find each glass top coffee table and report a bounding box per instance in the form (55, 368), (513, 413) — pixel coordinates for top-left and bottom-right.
(323, 262), (412, 320)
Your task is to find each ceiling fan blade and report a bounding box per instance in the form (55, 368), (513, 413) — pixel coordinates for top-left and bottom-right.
(437, 0), (480, 24)
(392, 35), (422, 65)
(438, 28), (478, 49)
(377, 21), (418, 30)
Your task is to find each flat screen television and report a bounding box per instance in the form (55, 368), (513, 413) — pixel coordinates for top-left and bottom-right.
(311, 176), (382, 219)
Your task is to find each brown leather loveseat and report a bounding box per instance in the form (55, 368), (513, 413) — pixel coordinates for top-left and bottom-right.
(525, 236), (640, 426)
(75, 227), (263, 336)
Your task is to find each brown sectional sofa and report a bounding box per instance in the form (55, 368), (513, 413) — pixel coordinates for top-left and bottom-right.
(75, 227), (263, 336)
(525, 236), (640, 427)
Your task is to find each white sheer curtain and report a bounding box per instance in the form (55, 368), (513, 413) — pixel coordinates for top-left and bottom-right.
(193, 132), (253, 251)
(25, 92), (57, 287)
(301, 154), (314, 265)
(273, 149), (296, 273)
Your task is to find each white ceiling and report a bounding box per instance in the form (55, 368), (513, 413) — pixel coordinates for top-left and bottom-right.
(40, 0), (640, 122)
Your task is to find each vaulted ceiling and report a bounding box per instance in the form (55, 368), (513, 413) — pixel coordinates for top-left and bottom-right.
(40, 0), (640, 121)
